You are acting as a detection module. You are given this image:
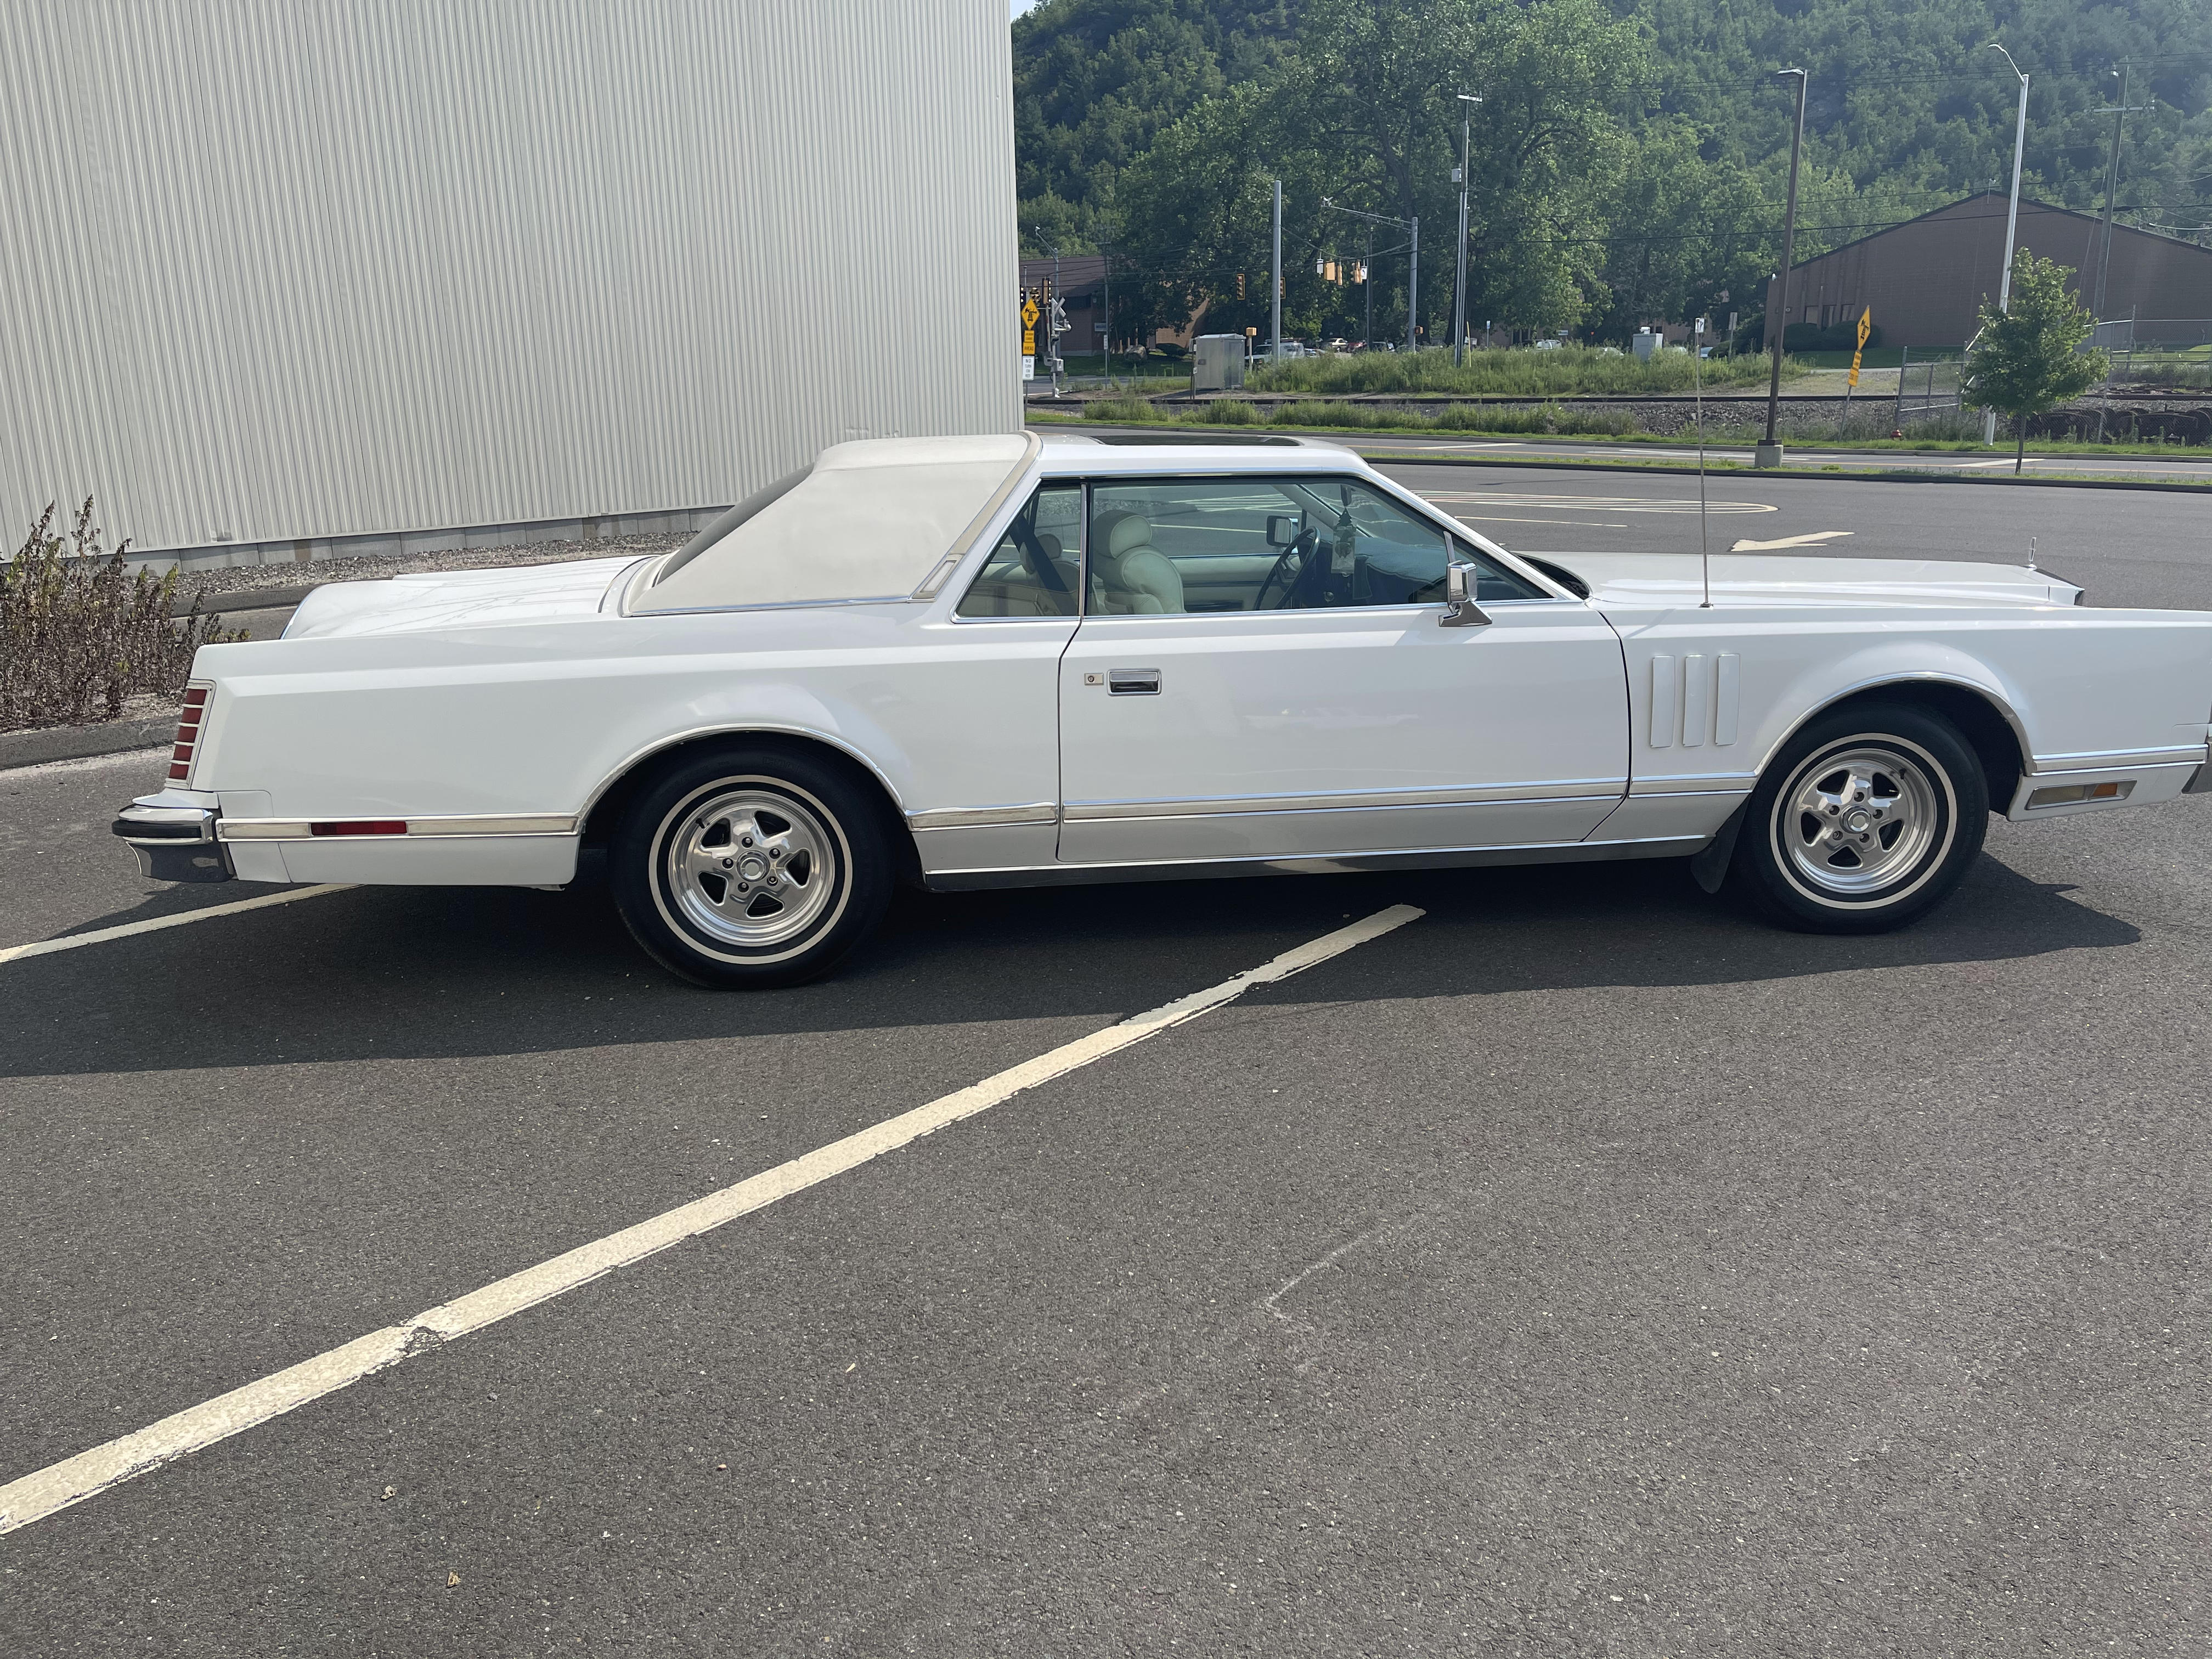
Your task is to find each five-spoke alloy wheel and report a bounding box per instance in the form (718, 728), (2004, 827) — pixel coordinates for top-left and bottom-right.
(612, 743), (893, 987)
(1730, 701), (1988, 933)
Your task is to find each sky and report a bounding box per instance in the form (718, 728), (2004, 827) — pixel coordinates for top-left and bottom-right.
(1011, 1), (1040, 15)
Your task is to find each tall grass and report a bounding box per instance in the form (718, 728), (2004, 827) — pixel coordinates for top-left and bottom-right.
(1247, 343), (1802, 397)
(2, 499), (236, 731)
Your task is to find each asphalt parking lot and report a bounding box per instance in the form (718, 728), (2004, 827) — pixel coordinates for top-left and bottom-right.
(4, 475), (2211, 1656)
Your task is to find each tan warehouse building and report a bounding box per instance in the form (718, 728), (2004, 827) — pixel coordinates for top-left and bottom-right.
(1770, 194), (2212, 348)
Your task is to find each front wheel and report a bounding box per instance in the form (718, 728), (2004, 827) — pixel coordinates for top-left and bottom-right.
(611, 743), (894, 988)
(1730, 702), (1988, 934)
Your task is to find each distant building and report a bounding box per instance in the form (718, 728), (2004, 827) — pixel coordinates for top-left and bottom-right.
(1769, 194), (2212, 348)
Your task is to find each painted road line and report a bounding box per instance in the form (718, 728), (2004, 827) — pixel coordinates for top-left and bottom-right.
(1448, 514), (1632, 529)
(0, 885), (356, 966)
(0, 902), (1425, 1536)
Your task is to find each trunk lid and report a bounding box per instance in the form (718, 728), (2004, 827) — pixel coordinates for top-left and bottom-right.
(280, 555), (651, 640)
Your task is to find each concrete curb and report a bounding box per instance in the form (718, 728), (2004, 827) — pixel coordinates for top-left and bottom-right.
(0, 716), (174, 772)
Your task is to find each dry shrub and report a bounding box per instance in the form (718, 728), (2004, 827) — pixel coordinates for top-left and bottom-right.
(1, 499), (238, 731)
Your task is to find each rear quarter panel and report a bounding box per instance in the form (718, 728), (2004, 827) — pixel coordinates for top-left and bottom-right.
(189, 605), (1071, 826)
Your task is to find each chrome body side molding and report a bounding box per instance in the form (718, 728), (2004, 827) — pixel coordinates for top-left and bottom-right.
(922, 833), (1707, 891)
(218, 814), (579, 841)
(906, 802), (1059, 831)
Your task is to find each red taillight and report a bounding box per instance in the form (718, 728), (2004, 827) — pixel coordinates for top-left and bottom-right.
(168, 682), (212, 782)
(309, 820), (408, 837)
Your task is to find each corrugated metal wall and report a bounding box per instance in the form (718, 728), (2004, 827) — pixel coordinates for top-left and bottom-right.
(0, 1), (1020, 555)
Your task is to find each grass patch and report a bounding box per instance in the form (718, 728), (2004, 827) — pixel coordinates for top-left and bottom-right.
(1040, 396), (2211, 461)
(1245, 343), (1802, 398)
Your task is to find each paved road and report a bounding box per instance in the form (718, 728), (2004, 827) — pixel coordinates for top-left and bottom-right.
(1359, 432), (2212, 483)
(1376, 462), (2212, 611)
(1042, 416), (2212, 482)
(5, 480), (2211, 1656)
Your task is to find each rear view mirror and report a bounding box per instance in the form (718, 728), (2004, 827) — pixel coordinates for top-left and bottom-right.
(1265, 515), (1298, 548)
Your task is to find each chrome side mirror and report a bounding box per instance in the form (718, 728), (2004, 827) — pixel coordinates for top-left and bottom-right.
(1438, 562), (1491, 628)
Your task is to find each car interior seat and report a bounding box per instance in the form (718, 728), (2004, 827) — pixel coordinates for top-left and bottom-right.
(1087, 510), (1185, 614)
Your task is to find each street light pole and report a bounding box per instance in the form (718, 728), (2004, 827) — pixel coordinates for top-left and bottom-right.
(1453, 94), (1481, 366)
(1758, 68), (1807, 469)
(1985, 42), (2030, 443)
(1407, 217), (1419, 353)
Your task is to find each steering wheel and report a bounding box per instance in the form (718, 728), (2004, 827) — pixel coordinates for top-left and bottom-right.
(1254, 529), (1317, 610)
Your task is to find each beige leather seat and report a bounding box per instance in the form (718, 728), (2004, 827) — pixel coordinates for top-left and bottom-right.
(1087, 510), (1185, 614)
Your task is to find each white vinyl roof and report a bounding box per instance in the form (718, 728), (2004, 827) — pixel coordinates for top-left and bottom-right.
(632, 433), (1039, 613)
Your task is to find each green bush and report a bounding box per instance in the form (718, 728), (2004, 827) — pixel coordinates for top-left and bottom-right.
(1, 499), (236, 731)
(1199, 397), (1261, 424)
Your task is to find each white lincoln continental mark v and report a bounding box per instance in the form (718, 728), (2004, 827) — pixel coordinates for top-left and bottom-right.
(115, 433), (2212, 986)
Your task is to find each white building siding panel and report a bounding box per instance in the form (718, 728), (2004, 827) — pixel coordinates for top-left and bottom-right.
(0, 1), (1019, 554)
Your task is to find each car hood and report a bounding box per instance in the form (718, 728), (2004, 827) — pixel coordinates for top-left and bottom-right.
(281, 555), (651, 639)
(1543, 551), (2083, 610)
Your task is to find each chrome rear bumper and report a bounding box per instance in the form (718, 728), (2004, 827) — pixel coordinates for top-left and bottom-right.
(111, 803), (234, 883)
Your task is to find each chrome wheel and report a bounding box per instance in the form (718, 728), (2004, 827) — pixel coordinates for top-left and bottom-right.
(1775, 743), (1943, 898)
(661, 787), (838, 950)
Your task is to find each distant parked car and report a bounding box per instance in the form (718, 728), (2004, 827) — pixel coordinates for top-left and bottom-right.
(116, 434), (2212, 986)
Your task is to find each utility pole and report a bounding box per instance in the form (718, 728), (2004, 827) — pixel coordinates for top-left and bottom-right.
(1758, 69), (1807, 468)
(1453, 94), (1481, 366)
(1985, 42), (2030, 444)
(2094, 66), (2154, 319)
(1101, 242), (1112, 387)
(1364, 229), (1373, 348)
(1407, 217), (1419, 352)
(1271, 178), (1283, 363)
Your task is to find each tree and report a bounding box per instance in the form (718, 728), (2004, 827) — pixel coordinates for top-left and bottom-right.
(1110, 0), (1649, 343)
(1961, 251), (2108, 472)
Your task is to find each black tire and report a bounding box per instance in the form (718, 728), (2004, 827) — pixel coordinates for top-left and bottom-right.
(1730, 701), (1988, 934)
(610, 743), (894, 988)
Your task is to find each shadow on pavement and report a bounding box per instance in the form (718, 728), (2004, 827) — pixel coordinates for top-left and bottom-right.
(0, 851), (2135, 1080)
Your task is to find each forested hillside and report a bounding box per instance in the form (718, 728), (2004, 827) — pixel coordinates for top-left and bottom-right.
(1011, 0), (2212, 344)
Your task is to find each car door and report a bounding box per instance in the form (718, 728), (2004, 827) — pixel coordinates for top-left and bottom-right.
(1057, 472), (1630, 865)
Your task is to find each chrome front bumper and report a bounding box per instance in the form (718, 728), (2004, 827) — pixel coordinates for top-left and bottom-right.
(111, 802), (235, 883)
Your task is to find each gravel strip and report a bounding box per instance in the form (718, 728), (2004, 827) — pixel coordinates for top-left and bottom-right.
(178, 532), (689, 602)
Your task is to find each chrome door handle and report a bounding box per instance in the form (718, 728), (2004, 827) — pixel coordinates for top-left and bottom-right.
(1107, 668), (1162, 695)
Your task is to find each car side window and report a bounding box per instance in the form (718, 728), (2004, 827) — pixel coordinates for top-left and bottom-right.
(1083, 476), (1547, 614)
(955, 483), (1082, 617)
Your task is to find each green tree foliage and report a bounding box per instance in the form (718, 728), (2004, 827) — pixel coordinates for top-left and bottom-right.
(1013, 0), (2212, 338)
(1961, 250), (2109, 470)
(1013, 0), (1299, 251)
(1111, 0), (1649, 346)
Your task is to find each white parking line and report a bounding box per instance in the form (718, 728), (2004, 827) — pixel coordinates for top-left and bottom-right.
(0, 885), (355, 966)
(0, 902), (1424, 1536)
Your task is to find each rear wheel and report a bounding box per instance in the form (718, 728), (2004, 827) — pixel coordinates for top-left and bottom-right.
(1731, 702), (1987, 934)
(611, 744), (893, 988)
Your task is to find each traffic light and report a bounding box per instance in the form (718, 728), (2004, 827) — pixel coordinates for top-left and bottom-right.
(1237, 271), (1246, 298)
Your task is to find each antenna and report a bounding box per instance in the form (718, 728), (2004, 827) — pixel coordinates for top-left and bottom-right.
(1695, 315), (1712, 607)
(2027, 534), (2037, 572)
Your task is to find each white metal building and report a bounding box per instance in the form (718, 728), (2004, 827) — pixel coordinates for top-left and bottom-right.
(0, 1), (1020, 568)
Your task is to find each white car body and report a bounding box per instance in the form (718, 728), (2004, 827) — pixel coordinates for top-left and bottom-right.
(118, 434), (2212, 898)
